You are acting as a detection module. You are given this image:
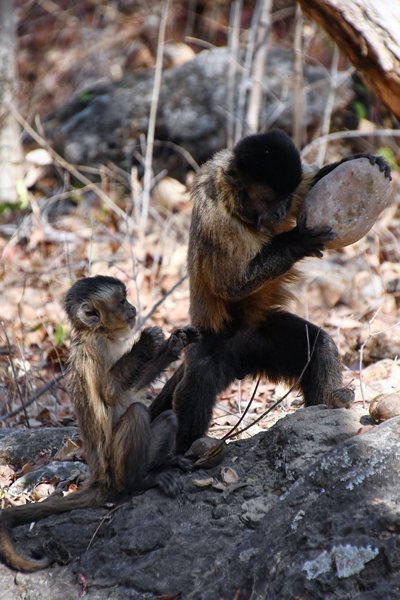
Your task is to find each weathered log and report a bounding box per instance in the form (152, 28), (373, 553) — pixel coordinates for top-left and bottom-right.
(298, 0), (400, 119)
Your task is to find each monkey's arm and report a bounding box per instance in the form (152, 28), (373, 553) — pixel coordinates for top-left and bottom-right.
(133, 327), (199, 390)
(207, 218), (334, 301)
(111, 326), (199, 392)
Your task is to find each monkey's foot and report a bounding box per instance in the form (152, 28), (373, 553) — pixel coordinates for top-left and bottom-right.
(156, 472), (183, 497)
(166, 455), (194, 472)
(327, 387), (355, 409)
(43, 538), (71, 566)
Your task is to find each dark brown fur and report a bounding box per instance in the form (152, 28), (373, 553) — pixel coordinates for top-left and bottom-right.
(0, 275), (198, 571)
(151, 133), (392, 452)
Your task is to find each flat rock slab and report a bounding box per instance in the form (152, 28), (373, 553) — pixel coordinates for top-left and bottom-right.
(0, 427), (79, 469)
(1, 407), (400, 599)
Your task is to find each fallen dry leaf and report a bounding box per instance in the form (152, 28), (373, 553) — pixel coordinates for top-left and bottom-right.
(221, 466), (239, 485)
(192, 477), (214, 488)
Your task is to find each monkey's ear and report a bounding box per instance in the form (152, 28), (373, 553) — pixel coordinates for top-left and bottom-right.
(76, 302), (100, 328)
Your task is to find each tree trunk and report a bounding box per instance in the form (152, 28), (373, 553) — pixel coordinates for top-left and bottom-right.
(0, 0), (23, 204)
(298, 0), (400, 119)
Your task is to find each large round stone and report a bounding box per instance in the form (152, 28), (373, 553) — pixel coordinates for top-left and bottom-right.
(298, 157), (393, 249)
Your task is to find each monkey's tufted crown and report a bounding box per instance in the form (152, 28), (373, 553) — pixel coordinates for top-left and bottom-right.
(233, 129), (302, 196)
(65, 275), (125, 318)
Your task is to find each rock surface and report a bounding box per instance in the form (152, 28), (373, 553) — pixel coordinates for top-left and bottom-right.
(0, 426), (79, 469)
(1, 406), (400, 599)
(299, 158), (393, 249)
(43, 46), (354, 179)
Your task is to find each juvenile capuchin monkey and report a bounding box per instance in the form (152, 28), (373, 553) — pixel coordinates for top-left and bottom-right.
(0, 275), (199, 572)
(151, 129), (391, 452)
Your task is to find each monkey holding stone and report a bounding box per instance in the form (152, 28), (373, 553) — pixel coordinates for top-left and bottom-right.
(0, 275), (199, 572)
(151, 129), (391, 452)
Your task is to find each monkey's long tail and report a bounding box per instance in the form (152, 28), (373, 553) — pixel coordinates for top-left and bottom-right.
(0, 486), (106, 572)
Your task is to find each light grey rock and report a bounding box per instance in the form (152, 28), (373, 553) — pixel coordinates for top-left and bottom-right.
(1, 408), (400, 600)
(299, 157), (394, 249)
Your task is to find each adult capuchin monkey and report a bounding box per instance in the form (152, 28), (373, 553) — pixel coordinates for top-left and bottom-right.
(151, 129), (391, 453)
(0, 275), (199, 572)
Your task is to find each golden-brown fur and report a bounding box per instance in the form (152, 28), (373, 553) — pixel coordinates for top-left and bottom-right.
(0, 275), (198, 571)
(188, 150), (312, 332)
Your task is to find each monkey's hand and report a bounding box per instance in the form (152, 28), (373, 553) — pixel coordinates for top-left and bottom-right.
(138, 326), (166, 357)
(312, 152), (392, 186)
(288, 214), (336, 259)
(365, 153), (392, 179)
(165, 326), (201, 359)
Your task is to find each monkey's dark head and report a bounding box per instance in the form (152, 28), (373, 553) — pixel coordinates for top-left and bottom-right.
(229, 130), (303, 232)
(65, 275), (137, 333)
(232, 130), (302, 194)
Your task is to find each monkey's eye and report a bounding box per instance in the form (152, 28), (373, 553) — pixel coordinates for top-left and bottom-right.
(119, 297), (126, 306)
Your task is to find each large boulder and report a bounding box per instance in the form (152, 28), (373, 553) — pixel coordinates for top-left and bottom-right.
(1, 406), (399, 599)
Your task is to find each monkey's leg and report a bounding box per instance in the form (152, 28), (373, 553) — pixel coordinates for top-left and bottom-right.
(112, 403), (151, 493)
(148, 410), (178, 469)
(112, 404), (182, 497)
(149, 410), (192, 472)
(173, 339), (238, 453)
(150, 364), (184, 419)
(247, 311), (353, 408)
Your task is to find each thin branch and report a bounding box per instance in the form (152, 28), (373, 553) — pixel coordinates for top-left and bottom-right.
(0, 373), (64, 422)
(222, 376), (261, 440)
(86, 502), (128, 551)
(292, 3), (304, 147)
(140, 0), (170, 231)
(224, 328), (321, 440)
(227, 0), (242, 148)
(134, 274), (188, 331)
(154, 139), (199, 172)
(246, 0), (271, 134)
(235, 0), (262, 141)
(316, 44), (340, 166)
(7, 104), (130, 224)
(301, 128), (400, 159)
(1, 321), (29, 426)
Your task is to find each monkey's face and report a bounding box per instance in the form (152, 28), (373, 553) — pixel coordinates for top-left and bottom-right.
(70, 279), (137, 333)
(237, 183), (293, 233)
(96, 286), (137, 333)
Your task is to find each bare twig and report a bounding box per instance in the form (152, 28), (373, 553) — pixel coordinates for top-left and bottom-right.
(134, 274), (188, 331)
(227, 0), (242, 148)
(292, 3), (304, 147)
(358, 308), (400, 408)
(222, 376), (261, 440)
(7, 104), (130, 224)
(301, 129), (400, 160)
(140, 0), (170, 231)
(154, 140), (199, 172)
(235, 0), (262, 141)
(86, 502), (128, 551)
(224, 328), (321, 440)
(246, 0), (271, 134)
(1, 321), (29, 426)
(0, 374), (64, 422)
(316, 44), (340, 166)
